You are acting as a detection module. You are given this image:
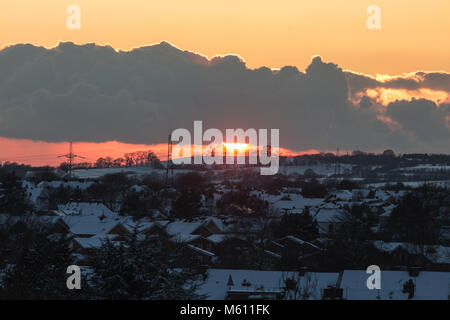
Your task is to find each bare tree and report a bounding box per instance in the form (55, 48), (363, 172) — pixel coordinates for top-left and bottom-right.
(281, 272), (319, 300)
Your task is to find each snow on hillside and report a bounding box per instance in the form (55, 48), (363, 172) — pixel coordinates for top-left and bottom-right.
(72, 167), (196, 179)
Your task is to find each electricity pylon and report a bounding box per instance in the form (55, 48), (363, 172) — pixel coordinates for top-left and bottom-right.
(58, 142), (85, 179)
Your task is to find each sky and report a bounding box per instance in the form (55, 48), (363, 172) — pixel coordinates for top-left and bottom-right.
(1, 0), (450, 75)
(0, 1), (449, 166)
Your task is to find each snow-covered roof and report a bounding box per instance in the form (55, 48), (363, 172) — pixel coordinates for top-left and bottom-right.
(341, 270), (450, 300)
(187, 244), (215, 257)
(197, 269), (339, 300)
(379, 204), (396, 217)
(426, 246), (450, 265)
(203, 217), (225, 233)
(74, 237), (106, 249)
(128, 184), (149, 193)
(313, 208), (345, 223)
(166, 221), (204, 236)
(61, 215), (100, 227)
(373, 241), (413, 253)
(207, 234), (226, 244)
(331, 190), (353, 201)
(68, 217), (122, 236)
(440, 226), (450, 240)
(264, 250), (281, 259)
(56, 202), (115, 218)
(171, 233), (202, 243)
(372, 241), (450, 265)
(279, 235), (321, 250)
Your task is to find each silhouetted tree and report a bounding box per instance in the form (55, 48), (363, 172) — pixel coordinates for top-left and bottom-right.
(88, 228), (200, 299)
(388, 192), (438, 244)
(172, 188), (202, 218)
(0, 228), (86, 299)
(271, 207), (319, 241)
(0, 172), (30, 215)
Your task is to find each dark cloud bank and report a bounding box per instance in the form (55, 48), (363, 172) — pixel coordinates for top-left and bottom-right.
(0, 42), (448, 153)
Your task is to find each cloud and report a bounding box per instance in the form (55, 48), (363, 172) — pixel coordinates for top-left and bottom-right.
(386, 99), (449, 142)
(0, 42), (448, 153)
(345, 70), (450, 106)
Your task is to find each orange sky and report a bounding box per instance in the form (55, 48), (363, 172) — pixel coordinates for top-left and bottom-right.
(0, 138), (316, 167)
(0, 138), (168, 167)
(1, 1), (449, 166)
(1, 0), (449, 75)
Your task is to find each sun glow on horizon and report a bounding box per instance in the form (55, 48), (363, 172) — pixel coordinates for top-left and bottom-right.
(222, 142), (250, 151)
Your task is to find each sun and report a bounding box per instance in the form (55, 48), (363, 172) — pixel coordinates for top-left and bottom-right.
(222, 142), (249, 152)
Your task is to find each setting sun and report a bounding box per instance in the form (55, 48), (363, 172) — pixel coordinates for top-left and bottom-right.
(222, 142), (250, 152)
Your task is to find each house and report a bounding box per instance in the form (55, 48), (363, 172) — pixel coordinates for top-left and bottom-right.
(371, 241), (450, 269)
(378, 204), (396, 224)
(263, 236), (323, 268)
(312, 207), (346, 235)
(131, 220), (170, 238)
(165, 218), (224, 243)
(262, 249), (282, 266)
(278, 236), (322, 258)
(159, 218), (226, 265)
(202, 217), (224, 234)
(72, 235), (121, 264)
(64, 216), (130, 238)
(166, 221), (213, 238)
(186, 244), (217, 265)
(270, 193), (323, 213)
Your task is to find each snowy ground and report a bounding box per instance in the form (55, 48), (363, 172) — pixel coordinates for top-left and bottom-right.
(395, 165), (450, 172)
(364, 180), (450, 189)
(72, 164), (353, 179)
(72, 167), (193, 179)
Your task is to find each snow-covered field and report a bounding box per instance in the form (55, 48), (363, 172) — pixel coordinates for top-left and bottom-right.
(73, 167), (192, 179)
(364, 180), (450, 188)
(280, 164), (353, 176)
(395, 165), (450, 172)
(72, 164), (353, 179)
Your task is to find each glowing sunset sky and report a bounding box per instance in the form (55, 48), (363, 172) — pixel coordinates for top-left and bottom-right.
(0, 138), (314, 167)
(1, 0), (449, 75)
(0, 1), (449, 166)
